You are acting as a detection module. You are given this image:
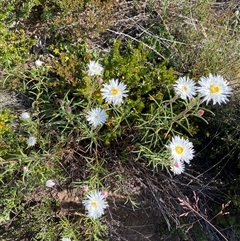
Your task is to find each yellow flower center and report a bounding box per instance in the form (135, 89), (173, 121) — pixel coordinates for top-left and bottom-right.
(181, 85), (188, 92)
(111, 87), (120, 96)
(175, 145), (184, 155)
(91, 201), (98, 208)
(209, 84), (220, 94)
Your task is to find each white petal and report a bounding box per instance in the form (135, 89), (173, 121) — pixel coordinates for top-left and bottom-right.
(87, 61), (103, 76)
(197, 74), (232, 105)
(167, 135), (194, 163)
(86, 107), (107, 127)
(101, 79), (128, 106)
(173, 76), (197, 100)
(27, 136), (37, 147)
(82, 190), (108, 219)
(171, 160), (185, 175)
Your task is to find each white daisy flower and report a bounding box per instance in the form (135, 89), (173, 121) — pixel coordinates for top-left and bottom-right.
(82, 190), (108, 219)
(171, 160), (185, 175)
(86, 107), (107, 127)
(35, 59), (44, 67)
(101, 79), (128, 106)
(167, 135), (194, 164)
(46, 179), (56, 188)
(197, 74), (232, 105)
(62, 238), (71, 241)
(27, 136), (37, 147)
(20, 112), (30, 120)
(173, 76), (197, 100)
(87, 60), (104, 76)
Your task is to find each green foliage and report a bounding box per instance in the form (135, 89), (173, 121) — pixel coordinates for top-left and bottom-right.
(18, 0), (42, 19)
(0, 1), (15, 22)
(0, 109), (17, 157)
(0, 24), (35, 68)
(0, 109), (13, 134)
(0, 0), (40, 21)
(47, 39), (175, 119)
(0, 187), (22, 226)
(47, 41), (91, 97)
(103, 40), (176, 113)
(140, 23), (176, 59)
(81, 218), (107, 241)
(16, 40), (177, 148)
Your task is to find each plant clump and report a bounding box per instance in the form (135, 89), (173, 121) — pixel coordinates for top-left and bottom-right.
(0, 1), (240, 241)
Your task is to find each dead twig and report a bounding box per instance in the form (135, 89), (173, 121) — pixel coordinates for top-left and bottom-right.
(106, 28), (165, 59)
(178, 191), (230, 241)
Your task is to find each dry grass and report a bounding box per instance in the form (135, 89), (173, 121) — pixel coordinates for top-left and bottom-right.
(91, 0), (240, 87)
